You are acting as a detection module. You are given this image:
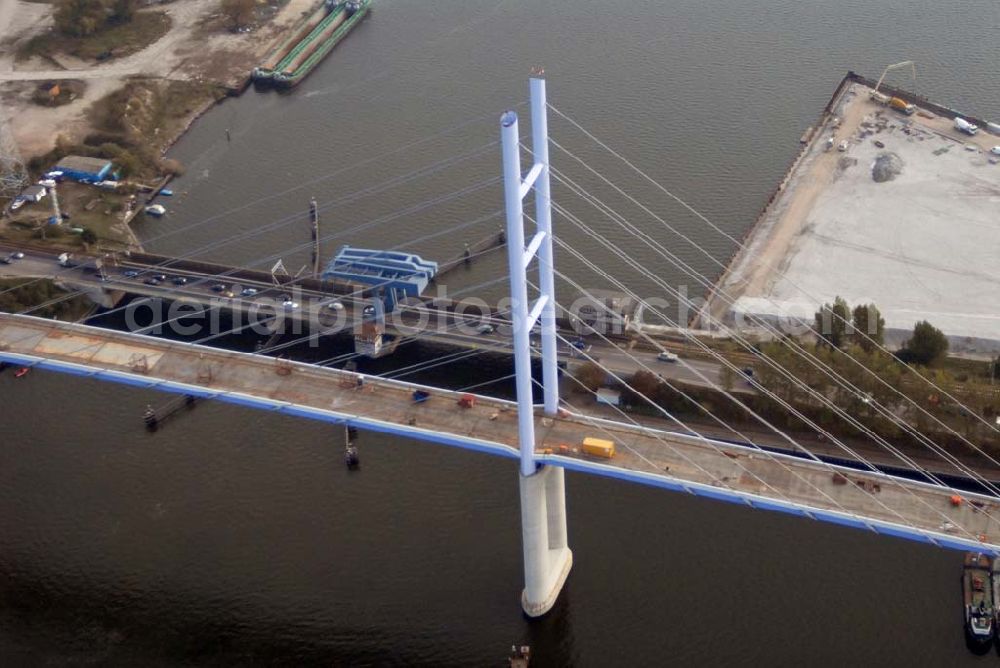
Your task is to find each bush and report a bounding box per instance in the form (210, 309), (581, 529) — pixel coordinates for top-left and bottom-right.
(158, 158), (185, 176)
(54, 0), (107, 37)
(901, 320), (949, 366)
(574, 361), (606, 393)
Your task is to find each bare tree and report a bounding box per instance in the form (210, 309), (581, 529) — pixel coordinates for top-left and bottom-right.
(220, 0), (256, 30)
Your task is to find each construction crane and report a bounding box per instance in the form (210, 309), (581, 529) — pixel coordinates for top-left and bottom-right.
(874, 60), (916, 94)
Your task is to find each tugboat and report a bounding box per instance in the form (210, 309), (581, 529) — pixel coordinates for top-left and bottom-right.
(963, 552), (995, 652)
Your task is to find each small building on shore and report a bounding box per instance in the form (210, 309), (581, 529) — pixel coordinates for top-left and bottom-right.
(52, 155), (113, 183)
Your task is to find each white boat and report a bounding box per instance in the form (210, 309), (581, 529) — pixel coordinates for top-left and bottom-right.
(144, 204), (166, 217)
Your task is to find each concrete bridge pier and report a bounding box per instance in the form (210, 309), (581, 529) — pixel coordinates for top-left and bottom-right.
(519, 464), (573, 617)
(57, 281), (125, 309)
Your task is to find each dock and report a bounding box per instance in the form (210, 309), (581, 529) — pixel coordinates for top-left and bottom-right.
(698, 72), (1000, 347)
(433, 229), (506, 281)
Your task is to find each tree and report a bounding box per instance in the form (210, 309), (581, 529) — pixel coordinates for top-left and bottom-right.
(54, 0), (106, 37)
(221, 0), (256, 29)
(852, 302), (885, 353)
(80, 227), (98, 245)
(902, 320), (948, 366)
(573, 361), (606, 393)
(814, 296), (851, 348)
(719, 364), (735, 392)
(107, 0), (138, 25)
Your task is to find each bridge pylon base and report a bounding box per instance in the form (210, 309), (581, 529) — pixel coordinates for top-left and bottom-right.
(519, 465), (573, 617)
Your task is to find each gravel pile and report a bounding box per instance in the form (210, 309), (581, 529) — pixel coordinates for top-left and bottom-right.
(872, 152), (903, 182)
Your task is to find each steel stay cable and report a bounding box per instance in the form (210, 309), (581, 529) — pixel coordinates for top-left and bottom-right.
(544, 162), (1000, 499)
(546, 104), (1000, 442)
(546, 234), (992, 537)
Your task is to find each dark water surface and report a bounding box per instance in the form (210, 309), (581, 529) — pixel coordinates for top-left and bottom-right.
(5, 0), (1000, 664)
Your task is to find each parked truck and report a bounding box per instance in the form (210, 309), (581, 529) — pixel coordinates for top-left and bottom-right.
(955, 117), (979, 136)
(889, 97), (916, 115)
(869, 91), (891, 105)
(581, 437), (615, 459)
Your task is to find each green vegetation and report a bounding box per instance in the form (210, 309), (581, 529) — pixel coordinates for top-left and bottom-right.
(900, 320), (949, 366)
(24, 79), (220, 184)
(813, 296), (851, 348)
(19, 8), (170, 62)
(851, 302), (885, 352)
(596, 297), (1000, 461)
(0, 279), (92, 321)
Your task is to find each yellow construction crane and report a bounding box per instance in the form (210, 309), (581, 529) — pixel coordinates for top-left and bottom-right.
(874, 60), (916, 94)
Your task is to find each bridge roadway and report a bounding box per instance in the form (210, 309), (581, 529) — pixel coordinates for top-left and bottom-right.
(1, 312), (998, 553)
(0, 243), (729, 389)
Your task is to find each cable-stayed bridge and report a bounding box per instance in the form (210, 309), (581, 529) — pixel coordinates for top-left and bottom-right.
(3, 78), (1000, 617)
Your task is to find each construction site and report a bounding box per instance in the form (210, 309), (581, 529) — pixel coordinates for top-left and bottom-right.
(706, 66), (1000, 353)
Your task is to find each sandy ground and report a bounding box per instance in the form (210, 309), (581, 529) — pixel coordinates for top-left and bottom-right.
(0, 0), (319, 157)
(719, 83), (1000, 349)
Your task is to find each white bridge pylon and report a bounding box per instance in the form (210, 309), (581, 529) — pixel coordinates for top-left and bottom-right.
(501, 78), (572, 617)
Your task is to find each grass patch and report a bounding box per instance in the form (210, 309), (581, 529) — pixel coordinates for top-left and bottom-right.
(0, 278), (93, 321)
(18, 11), (171, 62)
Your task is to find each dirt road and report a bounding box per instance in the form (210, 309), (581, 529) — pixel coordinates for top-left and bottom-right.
(0, 0), (320, 157)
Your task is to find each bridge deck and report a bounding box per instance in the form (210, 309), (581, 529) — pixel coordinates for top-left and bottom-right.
(1, 313), (998, 552)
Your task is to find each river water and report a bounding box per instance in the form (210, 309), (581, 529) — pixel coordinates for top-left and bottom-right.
(4, 0), (1000, 664)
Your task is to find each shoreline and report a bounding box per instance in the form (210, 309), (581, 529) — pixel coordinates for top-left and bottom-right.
(693, 72), (856, 330)
(696, 71), (1000, 352)
(1, 0), (323, 252)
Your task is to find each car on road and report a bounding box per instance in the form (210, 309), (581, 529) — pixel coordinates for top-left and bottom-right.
(210, 283), (227, 293)
(0, 257), (9, 265)
(282, 299), (299, 309)
(362, 305), (376, 316)
(241, 287), (258, 297)
(222, 290), (235, 298)
(144, 277), (161, 286)
(123, 269), (140, 278)
(9, 251), (24, 260)
(151, 274), (166, 282)
(657, 351), (679, 362)
(741, 367), (755, 383)
(476, 323), (495, 335)
(992, 146), (1000, 156)
(171, 276), (188, 286)
(572, 339), (587, 350)
(325, 301), (344, 311)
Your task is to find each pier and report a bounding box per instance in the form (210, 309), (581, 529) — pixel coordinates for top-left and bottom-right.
(433, 229), (506, 281)
(699, 72), (1000, 348)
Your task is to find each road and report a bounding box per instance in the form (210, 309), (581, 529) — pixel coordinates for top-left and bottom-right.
(1, 312), (996, 554)
(0, 243), (735, 392)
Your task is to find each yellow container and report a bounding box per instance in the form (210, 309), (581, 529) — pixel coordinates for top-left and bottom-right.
(582, 437), (615, 459)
